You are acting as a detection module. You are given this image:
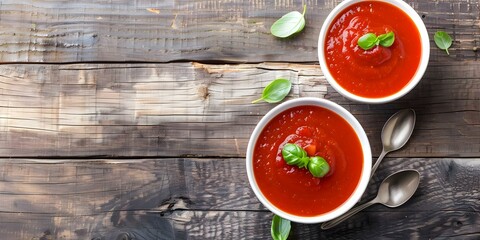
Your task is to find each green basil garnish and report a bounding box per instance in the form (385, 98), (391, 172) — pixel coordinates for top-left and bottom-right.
(270, 5), (306, 38)
(281, 143), (310, 168)
(377, 32), (395, 47)
(281, 143), (330, 178)
(434, 31), (453, 55)
(357, 33), (378, 50)
(271, 214), (291, 240)
(358, 31), (396, 50)
(252, 79), (292, 104)
(308, 156), (330, 178)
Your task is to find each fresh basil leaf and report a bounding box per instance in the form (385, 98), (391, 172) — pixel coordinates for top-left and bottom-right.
(357, 33), (378, 50)
(434, 31), (453, 55)
(270, 5), (306, 38)
(282, 143), (309, 168)
(378, 31), (395, 47)
(358, 32), (396, 50)
(252, 79), (292, 104)
(308, 156), (330, 178)
(271, 215), (291, 240)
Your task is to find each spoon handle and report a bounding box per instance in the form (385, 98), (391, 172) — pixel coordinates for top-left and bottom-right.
(370, 150), (387, 179)
(321, 199), (377, 230)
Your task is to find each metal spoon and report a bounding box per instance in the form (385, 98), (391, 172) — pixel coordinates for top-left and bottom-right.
(370, 109), (416, 179)
(321, 169), (420, 230)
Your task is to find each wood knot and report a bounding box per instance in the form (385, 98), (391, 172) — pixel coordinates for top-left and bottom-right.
(158, 196), (192, 216)
(116, 232), (133, 240)
(197, 85), (210, 100)
(39, 230), (53, 240)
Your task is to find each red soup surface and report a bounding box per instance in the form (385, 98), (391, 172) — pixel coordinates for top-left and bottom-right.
(253, 105), (363, 216)
(325, 1), (422, 98)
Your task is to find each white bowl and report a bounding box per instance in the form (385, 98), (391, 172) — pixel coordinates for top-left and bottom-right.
(246, 97), (372, 223)
(318, 0), (430, 104)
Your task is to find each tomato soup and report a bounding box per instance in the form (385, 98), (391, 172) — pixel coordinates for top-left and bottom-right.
(324, 1), (422, 98)
(253, 105), (363, 216)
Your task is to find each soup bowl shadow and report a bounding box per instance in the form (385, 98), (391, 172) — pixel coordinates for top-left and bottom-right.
(246, 97), (372, 224)
(317, 0), (430, 104)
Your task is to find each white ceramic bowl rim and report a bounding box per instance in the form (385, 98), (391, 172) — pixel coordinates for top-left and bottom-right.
(318, 0), (430, 104)
(246, 97), (372, 224)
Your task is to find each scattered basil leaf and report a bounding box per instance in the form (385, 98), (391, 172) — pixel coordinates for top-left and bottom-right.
(378, 32), (395, 47)
(252, 79), (292, 104)
(434, 31), (453, 55)
(270, 5), (306, 38)
(281, 143), (309, 168)
(358, 33), (378, 50)
(358, 32), (395, 50)
(308, 156), (330, 178)
(271, 214), (291, 240)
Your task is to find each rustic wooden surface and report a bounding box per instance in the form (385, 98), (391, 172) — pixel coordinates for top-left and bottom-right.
(0, 0), (479, 239)
(0, 157), (479, 239)
(0, 0), (478, 63)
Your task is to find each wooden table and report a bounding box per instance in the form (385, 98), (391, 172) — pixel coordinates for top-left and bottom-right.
(0, 0), (478, 239)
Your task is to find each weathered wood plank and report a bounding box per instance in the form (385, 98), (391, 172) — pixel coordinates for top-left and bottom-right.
(0, 157), (479, 239)
(0, 62), (478, 157)
(0, 210), (478, 240)
(1, 157), (478, 213)
(0, 62), (480, 156)
(0, 0), (477, 63)
(0, 62), (327, 157)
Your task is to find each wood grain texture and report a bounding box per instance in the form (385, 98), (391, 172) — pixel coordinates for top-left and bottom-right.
(0, 0), (477, 63)
(0, 1), (477, 239)
(1, 210), (479, 240)
(0, 157), (479, 239)
(0, 62), (478, 158)
(0, 62), (328, 157)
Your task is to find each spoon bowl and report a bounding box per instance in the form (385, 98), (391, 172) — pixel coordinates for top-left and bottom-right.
(378, 169), (421, 207)
(321, 169), (420, 229)
(371, 109), (416, 178)
(382, 109), (417, 153)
